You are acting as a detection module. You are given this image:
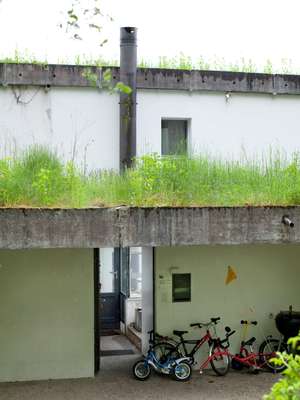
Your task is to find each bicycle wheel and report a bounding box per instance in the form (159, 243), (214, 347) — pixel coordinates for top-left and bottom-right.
(173, 361), (192, 381)
(152, 342), (180, 364)
(209, 343), (230, 376)
(259, 339), (287, 372)
(133, 359), (151, 380)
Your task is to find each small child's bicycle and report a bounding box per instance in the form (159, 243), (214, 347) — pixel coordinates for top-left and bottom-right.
(132, 331), (192, 381)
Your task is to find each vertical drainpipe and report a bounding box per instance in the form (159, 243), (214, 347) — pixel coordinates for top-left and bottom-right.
(119, 27), (137, 171)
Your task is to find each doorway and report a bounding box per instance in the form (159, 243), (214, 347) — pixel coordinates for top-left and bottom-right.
(97, 247), (143, 360)
(99, 248), (121, 333)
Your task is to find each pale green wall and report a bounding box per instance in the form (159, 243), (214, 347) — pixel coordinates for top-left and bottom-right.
(0, 249), (94, 382)
(155, 245), (300, 365)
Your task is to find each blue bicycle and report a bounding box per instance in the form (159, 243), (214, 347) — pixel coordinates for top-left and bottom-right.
(132, 331), (192, 381)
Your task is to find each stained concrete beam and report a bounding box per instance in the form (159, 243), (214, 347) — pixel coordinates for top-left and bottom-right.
(1, 63), (300, 95)
(0, 206), (299, 249)
(0, 208), (120, 249)
(136, 69), (300, 94)
(121, 207), (300, 246)
(0, 64), (120, 88)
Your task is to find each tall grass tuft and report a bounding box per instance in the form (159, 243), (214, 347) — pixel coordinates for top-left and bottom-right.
(1, 147), (300, 208)
(0, 146), (87, 207)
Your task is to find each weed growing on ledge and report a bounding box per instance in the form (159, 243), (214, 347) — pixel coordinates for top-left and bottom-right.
(0, 51), (300, 75)
(1, 147), (300, 208)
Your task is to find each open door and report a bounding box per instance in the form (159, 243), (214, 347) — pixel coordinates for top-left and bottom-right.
(100, 248), (121, 333)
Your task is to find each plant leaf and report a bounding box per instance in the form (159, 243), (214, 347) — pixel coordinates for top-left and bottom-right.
(115, 82), (132, 94)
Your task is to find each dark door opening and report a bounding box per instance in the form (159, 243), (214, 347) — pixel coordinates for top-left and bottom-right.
(100, 248), (121, 333)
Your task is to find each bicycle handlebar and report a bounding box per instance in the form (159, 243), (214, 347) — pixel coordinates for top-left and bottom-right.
(241, 320), (257, 325)
(226, 330), (236, 338)
(220, 329), (236, 345)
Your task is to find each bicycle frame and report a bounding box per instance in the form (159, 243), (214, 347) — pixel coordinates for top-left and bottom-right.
(173, 321), (221, 361)
(198, 343), (278, 373)
(198, 346), (230, 373)
(145, 348), (190, 374)
(177, 330), (213, 360)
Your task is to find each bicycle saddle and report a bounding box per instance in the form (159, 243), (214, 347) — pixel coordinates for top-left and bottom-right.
(173, 330), (188, 337)
(241, 336), (256, 347)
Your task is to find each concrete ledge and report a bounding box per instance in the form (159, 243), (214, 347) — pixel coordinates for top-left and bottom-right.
(1, 63), (300, 94)
(0, 206), (299, 249)
(0, 64), (120, 88)
(0, 208), (119, 249)
(121, 207), (299, 246)
(137, 69), (300, 95)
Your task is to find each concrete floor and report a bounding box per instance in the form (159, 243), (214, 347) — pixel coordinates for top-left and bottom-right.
(100, 334), (138, 352)
(0, 354), (278, 400)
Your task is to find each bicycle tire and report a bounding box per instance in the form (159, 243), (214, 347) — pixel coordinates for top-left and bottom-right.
(173, 361), (192, 381)
(133, 359), (151, 380)
(209, 343), (230, 376)
(152, 341), (180, 364)
(259, 339), (287, 372)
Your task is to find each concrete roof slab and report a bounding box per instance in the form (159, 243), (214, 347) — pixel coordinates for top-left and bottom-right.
(0, 206), (298, 249)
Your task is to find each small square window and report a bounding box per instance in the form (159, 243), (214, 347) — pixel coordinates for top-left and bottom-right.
(161, 119), (188, 155)
(172, 273), (191, 302)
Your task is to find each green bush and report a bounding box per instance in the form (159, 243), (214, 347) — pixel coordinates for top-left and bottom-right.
(264, 335), (300, 400)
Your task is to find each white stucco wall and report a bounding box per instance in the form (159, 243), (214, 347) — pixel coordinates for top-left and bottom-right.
(3, 85), (300, 169)
(155, 245), (300, 366)
(137, 90), (300, 159)
(0, 86), (119, 171)
(0, 249), (94, 382)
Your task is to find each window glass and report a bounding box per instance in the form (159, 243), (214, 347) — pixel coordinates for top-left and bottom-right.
(120, 247), (130, 296)
(130, 247), (142, 297)
(99, 248), (114, 293)
(172, 273), (191, 302)
(161, 119), (188, 155)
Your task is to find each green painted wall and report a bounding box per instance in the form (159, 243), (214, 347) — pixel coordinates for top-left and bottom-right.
(155, 245), (300, 365)
(0, 249), (94, 382)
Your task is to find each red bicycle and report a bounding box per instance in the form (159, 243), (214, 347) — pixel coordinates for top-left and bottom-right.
(201, 320), (287, 375)
(154, 318), (236, 376)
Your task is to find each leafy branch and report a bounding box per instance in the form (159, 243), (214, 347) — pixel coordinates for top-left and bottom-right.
(264, 334), (300, 400)
(59, 0), (112, 46)
(82, 67), (132, 95)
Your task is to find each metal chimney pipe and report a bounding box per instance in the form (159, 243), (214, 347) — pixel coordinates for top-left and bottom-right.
(119, 27), (137, 171)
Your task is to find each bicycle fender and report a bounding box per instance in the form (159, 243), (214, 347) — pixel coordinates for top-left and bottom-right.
(174, 357), (192, 365)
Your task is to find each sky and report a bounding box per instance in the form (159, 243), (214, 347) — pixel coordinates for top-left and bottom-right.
(0, 0), (300, 69)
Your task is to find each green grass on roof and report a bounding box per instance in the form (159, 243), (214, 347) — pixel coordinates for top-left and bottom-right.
(1, 146), (300, 208)
(0, 50), (299, 75)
